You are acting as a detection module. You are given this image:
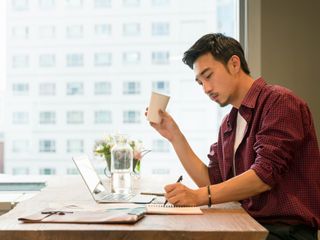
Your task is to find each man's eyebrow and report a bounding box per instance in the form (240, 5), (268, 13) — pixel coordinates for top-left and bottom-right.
(195, 68), (211, 82)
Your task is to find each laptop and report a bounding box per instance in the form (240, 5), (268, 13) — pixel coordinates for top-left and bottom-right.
(72, 155), (155, 204)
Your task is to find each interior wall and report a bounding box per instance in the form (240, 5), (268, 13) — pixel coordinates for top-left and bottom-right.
(260, 0), (320, 140)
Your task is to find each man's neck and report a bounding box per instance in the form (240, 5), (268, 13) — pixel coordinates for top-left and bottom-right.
(232, 73), (255, 109)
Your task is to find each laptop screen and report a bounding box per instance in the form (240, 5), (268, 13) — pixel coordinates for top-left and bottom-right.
(72, 155), (106, 195)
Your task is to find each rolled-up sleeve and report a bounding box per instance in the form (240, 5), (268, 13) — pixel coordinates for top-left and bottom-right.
(251, 94), (305, 187)
(207, 142), (223, 184)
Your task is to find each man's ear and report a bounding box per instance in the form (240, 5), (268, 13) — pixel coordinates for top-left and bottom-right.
(228, 55), (241, 74)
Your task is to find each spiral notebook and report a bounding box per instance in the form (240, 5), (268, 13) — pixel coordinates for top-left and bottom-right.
(146, 204), (203, 215)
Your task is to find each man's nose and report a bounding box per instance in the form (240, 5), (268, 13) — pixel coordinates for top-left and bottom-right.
(203, 82), (212, 94)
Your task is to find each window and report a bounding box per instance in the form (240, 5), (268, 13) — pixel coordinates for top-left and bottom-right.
(67, 82), (83, 95)
(12, 112), (29, 124)
(123, 23), (140, 36)
(152, 139), (169, 152)
(12, 167), (29, 175)
(39, 111), (56, 124)
(123, 81), (140, 95)
(12, 0), (28, 11)
(39, 54), (56, 67)
(67, 111), (84, 124)
(123, 0), (140, 7)
(66, 139), (84, 153)
(12, 83), (29, 95)
(123, 110), (140, 123)
(39, 168), (56, 175)
(11, 26), (29, 39)
(66, 53), (84, 67)
(95, 0), (111, 8)
(39, 0), (55, 9)
(39, 83), (56, 96)
(12, 140), (29, 153)
(38, 25), (56, 39)
(152, 0), (169, 7)
(67, 168), (78, 174)
(65, 0), (83, 8)
(94, 53), (112, 66)
(94, 24), (111, 37)
(95, 110), (112, 124)
(152, 81), (170, 94)
(12, 55), (29, 68)
(123, 52), (140, 64)
(151, 51), (169, 64)
(152, 22), (170, 36)
(94, 81), (111, 95)
(39, 139), (56, 152)
(66, 25), (83, 39)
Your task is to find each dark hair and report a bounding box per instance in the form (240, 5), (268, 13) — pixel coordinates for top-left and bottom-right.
(182, 33), (250, 75)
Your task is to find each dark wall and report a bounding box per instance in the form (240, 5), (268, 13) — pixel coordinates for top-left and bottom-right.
(261, 0), (320, 140)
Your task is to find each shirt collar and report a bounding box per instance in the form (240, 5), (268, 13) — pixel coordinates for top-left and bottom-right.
(240, 77), (266, 109)
(225, 77), (266, 132)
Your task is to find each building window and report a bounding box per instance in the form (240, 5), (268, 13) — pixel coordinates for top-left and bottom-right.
(38, 25), (56, 39)
(12, 167), (29, 175)
(94, 81), (111, 95)
(152, 22), (170, 36)
(39, 168), (56, 175)
(39, 54), (56, 67)
(123, 23), (140, 36)
(65, 0), (83, 8)
(66, 25), (83, 39)
(39, 111), (56, 124)
(12, 0), (29, 11)
(94, 53), (112, 66)
(152, 0), (169, 7)
(11, 26), (29, 39)
(12, 140), (29, 153)
(123, 52), (140, 64)
(152, 139), (169, 152)
(67, 82), (83, 95)
(152, 81), (170, 94)
(12, 83), (29, 95)
(66, 53), (84, 67)
(39, 83), (56, 96)
(95, 0), (111, 8)
(67, 168), (78, 175)
(94, 24), (111, 37)
(67, 111), (84, 124)
(152, 51), (169, 64)
(123, 110), (140, 123)
(12, 112), (29, 124)
(39, 140), (56, 153)
(123, 0), (140, 7)
(95, 110), (112, 124)
(66, 139), (84, 153)
(12, 55), (29, 68)
(39, 0), (55, 9)
(123, 81), (140, 95)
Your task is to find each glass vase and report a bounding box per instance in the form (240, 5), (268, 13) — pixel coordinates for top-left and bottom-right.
(110, 134), (133, 194)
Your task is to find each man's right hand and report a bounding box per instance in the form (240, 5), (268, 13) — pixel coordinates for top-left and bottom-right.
(145, 109), (181, 143)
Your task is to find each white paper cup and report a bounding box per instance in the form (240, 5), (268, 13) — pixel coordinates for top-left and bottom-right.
(147, 92), (170, 123)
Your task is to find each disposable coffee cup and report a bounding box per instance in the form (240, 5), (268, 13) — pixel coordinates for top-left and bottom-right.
(147, 91), (170, 123)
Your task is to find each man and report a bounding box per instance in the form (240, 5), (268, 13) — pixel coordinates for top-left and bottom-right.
(148, 33), (320, 240)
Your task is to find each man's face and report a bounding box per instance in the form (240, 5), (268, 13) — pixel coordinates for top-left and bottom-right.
(193, 52), (238, 107)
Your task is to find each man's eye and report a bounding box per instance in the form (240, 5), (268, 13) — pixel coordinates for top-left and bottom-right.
(197, 81), (203, 86)
(205, 73), (212, 79)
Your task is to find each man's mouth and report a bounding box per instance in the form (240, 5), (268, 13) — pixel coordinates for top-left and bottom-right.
(209, 93), (218, 101)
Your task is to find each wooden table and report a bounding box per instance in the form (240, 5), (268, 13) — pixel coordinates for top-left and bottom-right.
(0, 175), (268, 240)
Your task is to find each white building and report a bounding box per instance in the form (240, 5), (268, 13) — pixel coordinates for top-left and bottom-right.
(4, 0), (236, 176)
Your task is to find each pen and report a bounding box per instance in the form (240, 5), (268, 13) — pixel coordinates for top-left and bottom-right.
(163, 175), (183, 207)
(140, 192), (165, 196)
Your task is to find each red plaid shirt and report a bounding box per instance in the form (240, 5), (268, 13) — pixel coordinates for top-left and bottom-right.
(208, 78), (320, 228)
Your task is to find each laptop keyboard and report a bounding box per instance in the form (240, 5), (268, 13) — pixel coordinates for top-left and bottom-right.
(102, 193), (136, 201)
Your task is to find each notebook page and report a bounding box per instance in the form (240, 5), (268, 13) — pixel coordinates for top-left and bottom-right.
(146, 204), (203, 215)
